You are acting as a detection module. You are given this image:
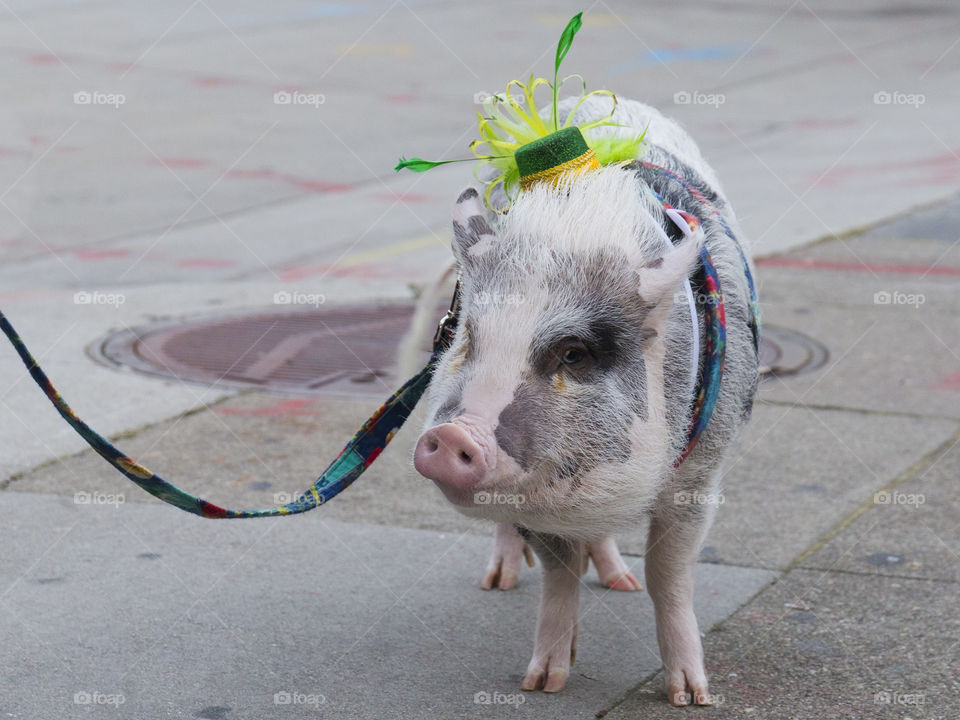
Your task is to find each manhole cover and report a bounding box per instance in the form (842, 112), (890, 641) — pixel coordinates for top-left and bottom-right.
(93, 306), (824, 396)
(94, 303), (432, 397)
(758, 325), (829, 379)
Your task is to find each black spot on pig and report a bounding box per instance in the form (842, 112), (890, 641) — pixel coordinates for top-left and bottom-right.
(468, 215), (493, 238)
(457, 187), (478, 203)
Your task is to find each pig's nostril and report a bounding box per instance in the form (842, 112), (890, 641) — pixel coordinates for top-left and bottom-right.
(426, 436), (440, 453)
(459, 450), (472, 464)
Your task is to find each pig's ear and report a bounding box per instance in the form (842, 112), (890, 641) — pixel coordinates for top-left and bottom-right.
(636, 211), (704, 305)
(451, 187), (497, 263)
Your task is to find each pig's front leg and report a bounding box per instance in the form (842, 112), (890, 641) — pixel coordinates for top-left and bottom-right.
(645, 499), (715, 706)
(519, 532), (584, 693)
(482, 522), (535, 590)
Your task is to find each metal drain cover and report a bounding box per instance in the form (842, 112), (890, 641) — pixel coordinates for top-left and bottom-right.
(95, 304), (429, 397)
(758, 325), (829, 380)
(94, 307), (824, 396)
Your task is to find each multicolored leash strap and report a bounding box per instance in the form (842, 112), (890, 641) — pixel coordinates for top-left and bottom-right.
(0, 289), (460, 518)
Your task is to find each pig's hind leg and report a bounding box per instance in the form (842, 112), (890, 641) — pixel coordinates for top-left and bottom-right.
(481, 522), (535, 590)
(645, 474), (720, 706)
(520, 532), (585, 693)
(587, 536), (643, 591)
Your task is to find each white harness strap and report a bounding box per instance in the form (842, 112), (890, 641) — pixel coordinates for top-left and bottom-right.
(651, 206), (701, 392)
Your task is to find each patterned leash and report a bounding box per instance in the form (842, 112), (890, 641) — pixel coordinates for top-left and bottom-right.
(0, 292), (460, 519)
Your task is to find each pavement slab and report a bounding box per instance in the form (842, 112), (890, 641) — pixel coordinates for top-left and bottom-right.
(799, 425), (960, 583)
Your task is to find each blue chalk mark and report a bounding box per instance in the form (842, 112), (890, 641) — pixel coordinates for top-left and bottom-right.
(609, 44), (746, 75)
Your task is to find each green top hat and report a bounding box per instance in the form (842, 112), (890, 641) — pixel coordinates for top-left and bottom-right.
(516, 126), (600, 190)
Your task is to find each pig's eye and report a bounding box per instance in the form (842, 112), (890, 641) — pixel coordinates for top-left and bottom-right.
(558, 340), (590, 369)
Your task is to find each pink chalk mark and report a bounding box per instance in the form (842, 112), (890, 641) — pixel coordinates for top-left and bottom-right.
(384, 94), (416, 104)
(27, 54), (60, 65)
(755, 257), (960, 277)
(277, 263), (399, 282)
(933, 371), (960, 391)
(217, 399), (319, 417)
(156, 157), (213, 169)
(289, 177), (351, 194)
(175, 258), (238, 269)
(812, 150), (960, 188)
(73, 248), (131, 260)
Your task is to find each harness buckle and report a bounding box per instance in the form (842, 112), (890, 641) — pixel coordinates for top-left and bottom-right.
(432, 278), (462, 354)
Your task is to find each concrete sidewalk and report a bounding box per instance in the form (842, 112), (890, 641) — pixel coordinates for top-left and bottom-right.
(2, 2), (960, 719)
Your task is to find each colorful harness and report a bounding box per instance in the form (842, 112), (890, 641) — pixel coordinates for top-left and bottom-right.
(644, 162), (760, 467)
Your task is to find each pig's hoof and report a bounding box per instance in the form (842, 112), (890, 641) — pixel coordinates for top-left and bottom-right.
(602, 571), (643, 592)
(521, 666), (569, 693)
(481, 530), (535, 590)
(587, 536), (643, 592)
(666, 668), (711, 706)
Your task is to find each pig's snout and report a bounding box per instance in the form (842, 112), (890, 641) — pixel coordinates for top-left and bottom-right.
(414, 423), (488, 490)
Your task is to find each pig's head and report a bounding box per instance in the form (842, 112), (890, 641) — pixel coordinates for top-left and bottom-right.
(413, 168), (703, 537)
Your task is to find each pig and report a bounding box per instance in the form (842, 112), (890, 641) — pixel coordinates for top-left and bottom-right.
(412, 95), (759, 704)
